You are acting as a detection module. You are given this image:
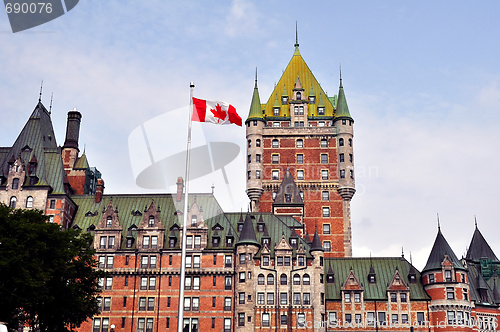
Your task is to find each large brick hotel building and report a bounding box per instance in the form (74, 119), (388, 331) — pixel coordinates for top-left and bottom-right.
(1, 41), (500, 331)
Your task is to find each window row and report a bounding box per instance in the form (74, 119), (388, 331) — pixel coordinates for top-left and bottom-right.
(270, 169), (332, 181)
(268, 121), (331, 128)
(93, 317), (231, 332)
(339, 169), (354, 179)
(8, 195), (34, 208)
(183, 297), (200, 311)
(261, 313), (308, 327)
(270, 138), (329, 149)
(261, 255), (305, 267)
(339, 153), (353, 163)
(257, 273), (310, 285)
(338, 138), (353, 147)
(247, 138), (261, 147)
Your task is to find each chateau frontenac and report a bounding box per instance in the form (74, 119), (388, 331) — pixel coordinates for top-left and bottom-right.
(1, 41), (499, 332)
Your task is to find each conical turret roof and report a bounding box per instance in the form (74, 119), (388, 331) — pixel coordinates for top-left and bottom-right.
(246, 71), (264, 123)
(236, 213), (259, 247)
(310, 228), (323, 253)
(274, 167), (303, 204)
(423, 228), (465, 272)
(335, 77), (352, 120)
(466, 226), (499, 262)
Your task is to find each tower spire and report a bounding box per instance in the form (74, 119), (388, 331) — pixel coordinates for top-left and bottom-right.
(49, 92), (53, 114)
(474, 215), (478, 229)
(255, 67), (258, 88)
(39, 80), (43, 102)
(437, 213), (440, 231)
(295, 21), (299, 47)
(339, 64), (343, 88)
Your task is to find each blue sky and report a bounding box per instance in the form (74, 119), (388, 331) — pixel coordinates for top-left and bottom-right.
(1, 1), (499, 269)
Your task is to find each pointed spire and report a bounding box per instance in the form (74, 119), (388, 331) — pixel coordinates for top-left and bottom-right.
(294, 21), (299, 48)
(466, 224), (499, 262)
(310, 226), (323, 252)
(474, 215), (478, 229)
(437, 213), (440, 231)
(423, 227), (465, 272)
(274, 167), (303, 204)
(49, 92), (53, 115)
(39, 80), (43, 102)
(334, 70), (352, 120)
(237, 213), (259, 247)
(246, 69), (264, 123)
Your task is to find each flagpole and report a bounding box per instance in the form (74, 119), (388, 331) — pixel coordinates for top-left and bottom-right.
(177, 82), (195, 332)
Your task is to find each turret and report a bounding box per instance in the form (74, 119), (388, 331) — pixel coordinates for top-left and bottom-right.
(422, 226), (472, 331)
(333, 75), (355, 201)
(235, 213), (259, 331)
(246, 71), (265, 211)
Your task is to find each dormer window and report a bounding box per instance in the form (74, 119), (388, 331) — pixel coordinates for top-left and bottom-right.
(285, 194), (292, 202)
(445, 270), (452, 282)
(296, 92), (301, 100)
(191, 215), (197, 227)
(148, 216), (154, 227)
(273, 108), (280, 116)
(327, 274), (334, 283)
(257, 223), (264, 232)
(226, 237), (233, 247)
(106, 217), (112, 228)
(282, 96), (288, 104)
(12, 178), (19, 190)
(309, 96), (315, 103)
(318, 107), (325, 115)
(290, 238), (297, 248)
(368, 275), (376, 283)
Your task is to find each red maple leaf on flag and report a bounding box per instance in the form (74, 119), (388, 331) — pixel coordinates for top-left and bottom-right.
(210, 104), (227, 122)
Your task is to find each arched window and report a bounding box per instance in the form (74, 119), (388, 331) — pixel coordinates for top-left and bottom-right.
(280, 274), (287, 285)
(303, 274), (310, 285)
(272, 139), (279, 148)
(26, 196), (33, 208)
(12, 178), (19, 190)
(339, 138), (344, 146)
(149, 216), (155, 227)
(256, 139), (261, 147)
(258, 274), (265, 285)
(248, 140), (251, 148)
(293, 274), (301, 285)
(348, 138), (352, 147)
(9, 196), (17, 208)
(296, 92), (301, 100)
(106, 217), (112, 228)
(267, 274), (274, 285)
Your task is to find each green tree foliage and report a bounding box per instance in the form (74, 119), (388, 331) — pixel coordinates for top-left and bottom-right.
(0, 204), (104, 332)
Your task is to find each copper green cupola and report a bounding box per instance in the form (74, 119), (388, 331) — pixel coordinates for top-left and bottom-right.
(335, 74), (353, 121)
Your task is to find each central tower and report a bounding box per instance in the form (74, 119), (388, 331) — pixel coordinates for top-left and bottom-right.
(245, 41), (355, 257)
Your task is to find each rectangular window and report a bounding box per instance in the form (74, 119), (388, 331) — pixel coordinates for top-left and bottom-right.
(447, 311), (455, 324)
(344, 293), (351, 303)
(225, 276), (232, 290)
(284, 256), (291, 266)
(262, 313), (270, 327)
(139, 297), (146, 311)
(224, 319), (231, 332)
(239, 272), (245, 283)
(298, 313), (305, 327)
(391, 293), (397, 302)
(367, 312), (375, 325)
(297, 169), (304, 180)
(277, 256), (283, 266)
(401, 292), (407, 302)
(321, 154), (328, 163)
(345, 314), (352, 323)
(142, 236), (150, 248)
(149, 277), (156, 290)
(224, 297), (231, 311)
(225, 255), (232, 267)
(272, 154), (279, 164)
(194, 235), (201, 248)
(141, 256), (148, 268)
(100, 237), (107, 249)
(256, 170), (261, 179)
(272, 170), (279, 180)
(256, 154), (261, 163)
(323, 223), (330, 234)
(378, 312), (386, 324)
(123, 296), (127, 307)
(321, 170), (328, 180)
(150, 236), (157, 248)
(193, 255), (200, 268)
(280, 315), (287, 325)
(447, 287), (454, 299)
(445, 270), (452, 282)
(239, 292), (245, 304)
(103, 297), (111, 311)
(185, 256), (192, 268)
(303, 293), (310, 305)
(185, 277), (192, 290)
(239, 253), (246, 264)
(355, 314), (362, 323)
(280, 293), (287, 305)
(267, 293), (274, 305)
(192, 297), (199, 311)
(297, 154), (304, 164)
(340, 169), (345, 178)
(402, 314), (408, 324)
(140, 277), (147, 290)
(238, 313), (245, 327)
(186, 236), (193, 249)
(184, 297), (191, 311)
(324, 241), (331, 252)
(322, 207), (330, 217)
(354, 292), (361, 303)
(105, 277), (112, 290)
(298, 256), (305, 266)
(147, 297), (154, 311)
(392, 314), (398, 323)
(463, 288), (468, 300)
(429, 274), (435, 283)
(257, 292), (264, 304)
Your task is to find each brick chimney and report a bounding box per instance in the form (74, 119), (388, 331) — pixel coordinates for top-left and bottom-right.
(176, 177), (183, 202)
(95, 178), (105, 203)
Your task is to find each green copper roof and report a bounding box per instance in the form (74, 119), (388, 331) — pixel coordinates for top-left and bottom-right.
(423, 228), (465, 272)
(335, 79), (352, 120)
(325, 257), (429, 301)
(0, 101), (66, 194)
(237, 213), (259, 247)
(246, 76), (264, 122)
(74, 152), (90, 170)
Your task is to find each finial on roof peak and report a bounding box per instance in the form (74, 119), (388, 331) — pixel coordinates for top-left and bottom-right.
(474, 215), (478, 229)
(49, 92), (53, 114)
(295, 21), (299, 47)
(437, 213), (441, 231)
(39, 80), (43, 102)
(401, 247), (404, 258)
(254, 67), (258, 88)
(339, 64), (343, 88)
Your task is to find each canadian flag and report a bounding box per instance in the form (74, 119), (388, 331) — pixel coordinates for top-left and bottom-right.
(192, 97), (242, 126)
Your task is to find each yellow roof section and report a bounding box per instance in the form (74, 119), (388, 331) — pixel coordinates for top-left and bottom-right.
(263, 46), (335, 117)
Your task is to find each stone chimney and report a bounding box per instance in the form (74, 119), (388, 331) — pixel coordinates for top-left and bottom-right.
(176, 177), (183, 202)
(95, 178), (105, 203)
(63, 108), (82, 150)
